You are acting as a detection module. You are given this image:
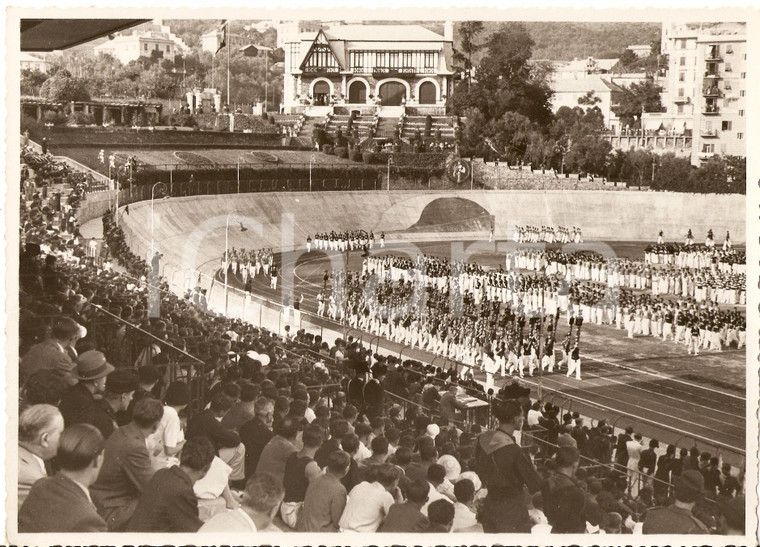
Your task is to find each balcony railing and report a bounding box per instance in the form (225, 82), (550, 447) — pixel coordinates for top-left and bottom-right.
(700, 129), (719, 138)
(705, 50), (722, 62)
(302, 66), (341, 74)
(674, 96), (691, 104)
(703, 105), (720, 115)
(702, 86), (721, 97)
(704, 71), (721, 78)
(351, 67), (437, 75)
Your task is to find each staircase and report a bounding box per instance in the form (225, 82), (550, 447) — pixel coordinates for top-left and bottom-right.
(296, 116), (324, 142)
(374, 116), (399, 139)
(401, 115), (457, 142)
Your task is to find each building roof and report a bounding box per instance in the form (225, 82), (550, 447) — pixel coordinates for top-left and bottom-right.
(552, 75), (626, 94)
(300, 24), (445, 43)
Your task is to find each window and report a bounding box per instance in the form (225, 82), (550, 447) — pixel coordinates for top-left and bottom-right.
(144, 43), (148, 51)
(350, 51), (364, 69)
(678, 87), (684, 97)
(679, 56), (686, 66)
(389, 52), (399, 68)
(741, 72), (746, 78)
(724, 81), (732, 90)
(739, 90), (745, 97)
(677, 104), (684, 114)
(722, 121), (732, 131)
(720, 144), (727, 154)
(702, 143), (714, 153)
(726, 45), (733, 54)
(678, 72), (685, 82)
(679, 39), (687, 49)
(724, 63), (732, 72)
(289, 44), (300, 69)
(402, 52), (412, 67)
(737, 132), (744, 139)
(739, 109), (744, 116)
(375, 52), (386, 67)
(424, 52), (436, 69)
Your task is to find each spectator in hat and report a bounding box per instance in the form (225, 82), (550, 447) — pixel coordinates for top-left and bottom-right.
(642, 469), (710, 534)
(475, 398), (543, 533)
(436, 454), (461, 501)
(20, 316), (82, 387)
(18, 404), (65, 507)
(199, 472), (285, 533)
(90, 398), (163, 531)
(19, 424), (107, 533)
(126, 436), (215, 532)
(80, 368), (138, 440)
(58, 350), (115, 430)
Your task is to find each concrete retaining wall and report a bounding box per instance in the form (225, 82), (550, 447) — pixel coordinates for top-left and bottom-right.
(118, 189), (745, 296)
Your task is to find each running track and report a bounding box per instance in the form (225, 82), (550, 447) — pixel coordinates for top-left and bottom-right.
(217, 240), (746, 465)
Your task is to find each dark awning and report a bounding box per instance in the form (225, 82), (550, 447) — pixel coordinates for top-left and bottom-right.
(21, 19), (150, 52)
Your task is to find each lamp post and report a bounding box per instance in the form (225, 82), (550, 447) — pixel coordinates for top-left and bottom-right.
(150, 182), (166, 258)
(237, 156), (241, 193)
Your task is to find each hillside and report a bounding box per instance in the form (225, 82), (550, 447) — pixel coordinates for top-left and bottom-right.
(456, 21), (661, 62)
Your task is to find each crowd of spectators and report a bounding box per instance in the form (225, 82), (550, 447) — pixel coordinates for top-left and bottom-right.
(15, 153), (746, 536)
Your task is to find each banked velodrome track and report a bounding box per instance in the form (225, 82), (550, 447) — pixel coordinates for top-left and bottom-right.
(116, 190), (747, 464)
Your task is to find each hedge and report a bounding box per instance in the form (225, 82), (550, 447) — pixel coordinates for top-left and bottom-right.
(134, 165), (380, 185)
(334, 146), (349, 159)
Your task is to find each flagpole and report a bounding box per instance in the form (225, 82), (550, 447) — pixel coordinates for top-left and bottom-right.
(226, 21), (231, 108)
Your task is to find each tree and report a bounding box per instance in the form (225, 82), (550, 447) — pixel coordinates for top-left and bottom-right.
(453, 21), (485, 88)
(577, 91), (601, 106)
(39, 70), (90, 102)
(564, 134), (612, 176)
(20, 68), (48, 96)
(618, 49), (639, 69)
(612, 80), (664, 128)
(652, 153), (692, 192)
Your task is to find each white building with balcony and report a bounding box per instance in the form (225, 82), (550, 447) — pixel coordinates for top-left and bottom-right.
(660, 22), (745, 165)
(282, 22), (455, 114)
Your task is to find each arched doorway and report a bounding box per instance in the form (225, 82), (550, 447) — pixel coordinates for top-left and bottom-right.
(378, 81), (406, 106)
(348, 81), (367, 104)
(418, 81), (437, 104)
(313, 81), (330, 106)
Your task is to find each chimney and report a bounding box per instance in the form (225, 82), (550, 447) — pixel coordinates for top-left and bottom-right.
(444, 21), (453, 41)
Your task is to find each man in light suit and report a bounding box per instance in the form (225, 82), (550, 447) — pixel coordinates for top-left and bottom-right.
(18, 404), (64, 507)
(20, 316), (82, 387)
(19, 424), (107, 533)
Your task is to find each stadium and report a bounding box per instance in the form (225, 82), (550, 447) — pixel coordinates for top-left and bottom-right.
(13, 15), (751, 540)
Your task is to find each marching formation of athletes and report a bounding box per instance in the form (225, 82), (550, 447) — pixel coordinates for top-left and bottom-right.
(220, 221), (744, 393)
(512, 224), (582, 244)
(307, 230), (384, 253)
(677, 227), (732, 249)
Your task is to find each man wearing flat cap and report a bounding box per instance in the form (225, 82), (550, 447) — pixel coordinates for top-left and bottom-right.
(642, 469), (710, 534)
(58, 350), (115, 431)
